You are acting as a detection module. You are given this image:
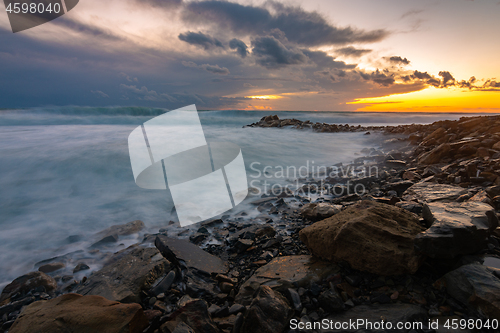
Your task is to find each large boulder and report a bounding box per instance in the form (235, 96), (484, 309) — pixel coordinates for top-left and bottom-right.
(240, 286), (293, 333)
(299, 203), (342, 221)
(0, 271), (57, 306)
(9, 293), (148, 333)
(299, 200), (425, 275)
(438, 264), (500, 319)
(416, 201), (499, 258)
(235, 255), (339, 306)
(76, 245), (169, 303)
(404, 182), (468, 202)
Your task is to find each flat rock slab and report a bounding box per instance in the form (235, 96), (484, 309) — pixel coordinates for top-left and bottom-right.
(299, 200), (425, 276)
(76, 245), (169, 303)
(235, 255), (339, 306)
(9, 293), (148, 333)
(155, 236), (228, 275)
(404, 183), (468, 202)
(323, 303), (428, 332)
(416, 201), (499, 258)
(439, 264), (500, 320)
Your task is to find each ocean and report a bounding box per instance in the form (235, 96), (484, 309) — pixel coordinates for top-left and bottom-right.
(0, 107), (478, 288)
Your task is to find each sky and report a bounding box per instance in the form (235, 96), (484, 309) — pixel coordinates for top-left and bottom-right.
(0, 0), (499, 112)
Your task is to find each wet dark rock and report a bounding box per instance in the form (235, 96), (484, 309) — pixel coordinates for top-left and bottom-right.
(438, 263), (500, 319)
(0, 272), (56, 306)
(318, 289), (345, 312)
(73, 263), (90, 274)
(286, 288), (302, 312)
(239, 286), (293, 333)
(151, 270), (176, 295)
(233, 239), (254, 254)
(299, 200), (425, 275)
(76, 245), (169, 303)
(38, 262), (65, 274)
(229, 303), (246, 315)
(0, 296), (35, 318)
(90, 234), (118, 248)
(95, 220), (145, 239)
(9, 293), (149, 333)
(299, 202), (342, 221)
(381, 180), (414, 195)
(416, 201), (499, 258)
(161, 299), (220, 333)
(155, 236), (228, 275)
(227, 224), (276, 245)
(235, 255), (338, 306)
(250, 197), (277, 205)
(185, 269), (218, 298)
(189, 233), (207, 245)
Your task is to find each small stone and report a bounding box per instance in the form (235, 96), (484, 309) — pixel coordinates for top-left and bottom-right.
(73, 263), (90, 273)
(220, 282), (234, 294)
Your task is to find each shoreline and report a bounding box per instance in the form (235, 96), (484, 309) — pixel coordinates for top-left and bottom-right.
(1, 114), (500, 332)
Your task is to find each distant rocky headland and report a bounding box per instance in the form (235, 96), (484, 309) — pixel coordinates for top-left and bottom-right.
(1, 114), (500, 333)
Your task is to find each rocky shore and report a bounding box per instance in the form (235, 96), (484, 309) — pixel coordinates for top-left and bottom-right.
(1, 114), (500, 333)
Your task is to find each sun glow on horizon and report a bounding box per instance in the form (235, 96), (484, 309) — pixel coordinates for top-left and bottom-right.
(349, 87), (500, 113)
(245, 95), (282, 100)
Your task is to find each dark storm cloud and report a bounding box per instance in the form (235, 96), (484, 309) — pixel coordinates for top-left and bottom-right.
(336, 46), (372, 57)
(229, 38), (248, 58)
(251, 36), (307, 69)
(439, 71), (455, 86)
(182, 61), (230, 75)
(178, 31), (224, 50)
(302, 50), (356, 69)
(120, 84), (246, 108)
(181, 1), (388, 47)
(388, 56), (410, 65)
(412, 70), (432, 80)
(359, 69), (395, 86)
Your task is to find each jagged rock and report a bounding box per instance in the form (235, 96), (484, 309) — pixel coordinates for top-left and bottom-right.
(239, 286), (293, 333)
(299, 200), (425, 275)
(9, 293), (148, 333)
(299, 203), (342, 221)
(0, 272), (57, 306)
(235, 255), (339, 306)
(404, 182), (468, 202)
(323, 303), (428, 332)
(161, 299), (220, 333)
(155, 236), (227, 275)
(418, 143), (451, 165)
(76, 245), (169, 303)
(438, 264), (500, 319)
(417, 201), (498, 258)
